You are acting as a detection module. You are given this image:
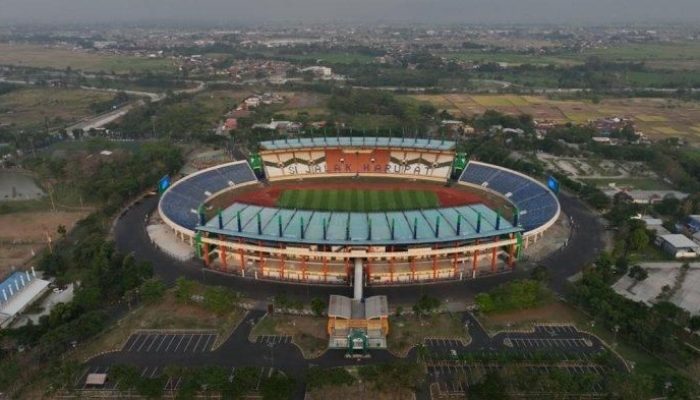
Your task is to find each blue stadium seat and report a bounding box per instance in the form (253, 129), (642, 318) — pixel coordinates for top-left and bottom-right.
(159, 162), (258, 230)
(460, 162), (558, 231)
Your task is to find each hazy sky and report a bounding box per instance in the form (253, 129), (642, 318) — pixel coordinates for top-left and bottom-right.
(1, 0), (700, 25)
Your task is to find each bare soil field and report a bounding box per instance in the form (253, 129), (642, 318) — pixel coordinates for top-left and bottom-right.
(478, 302), (580, 333)
(250, 314), (328, 358)
(0, 211), (89, 241)
(0, 210), (89, 276)
(406, 94), (700, 144)
(389, 313), (468, 355)
(0, 245), (36, 276)
(0, 87), (114, 130)
(275, 91), (329, 116)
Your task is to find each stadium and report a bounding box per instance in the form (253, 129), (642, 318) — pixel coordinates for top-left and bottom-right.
(157, 137), (560, 287)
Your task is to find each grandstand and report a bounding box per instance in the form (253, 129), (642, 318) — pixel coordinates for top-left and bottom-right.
(458, 161), (560, 244)
(260, 137), (455, 182)
(157, 138), (560, 286)
(159, 161), (258, 233)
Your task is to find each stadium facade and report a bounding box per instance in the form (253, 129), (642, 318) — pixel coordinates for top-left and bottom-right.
(158, 137), (560, 286)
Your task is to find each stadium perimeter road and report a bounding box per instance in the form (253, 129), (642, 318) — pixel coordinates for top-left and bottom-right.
(114, 191), (603, 305)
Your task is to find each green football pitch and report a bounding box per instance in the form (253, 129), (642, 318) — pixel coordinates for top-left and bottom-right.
(276, 189), (439, 212)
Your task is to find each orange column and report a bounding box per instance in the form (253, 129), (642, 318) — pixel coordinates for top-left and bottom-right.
(508, 235), (515, 268)
(238, 247), (245, 274)
(203, 242), (210, 267)
(452, 252), (458, 279)
(491, 246), (497, 272)
(220, 245), (227, 271)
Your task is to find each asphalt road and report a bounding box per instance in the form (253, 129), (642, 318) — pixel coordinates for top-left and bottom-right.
(86, 309), (620, 399)
(115, 190), (603, 305)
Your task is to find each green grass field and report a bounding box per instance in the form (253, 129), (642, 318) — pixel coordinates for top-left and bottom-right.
(277, 189), (439, 212)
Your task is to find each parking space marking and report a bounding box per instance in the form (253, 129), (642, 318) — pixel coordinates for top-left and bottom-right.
(155, 335), (171, 352)
(174, 335), (186, 352)
(202, 334), (214, 351)
(183, 335), (196, 352)
(190, 334), (203, 352)
(164, 335), (177, 352)
(146, 335), (161, 352)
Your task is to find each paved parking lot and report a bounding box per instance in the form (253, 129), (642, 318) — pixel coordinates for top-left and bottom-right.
(505, 337), (592, 349)
(426, 362), (607, 397)
(424, 338), (464, 347)
(422, 323), (611, 398)
(533, 325), (581, 336)
(256, 335), (292, 345)
(122, 332), (217, 353)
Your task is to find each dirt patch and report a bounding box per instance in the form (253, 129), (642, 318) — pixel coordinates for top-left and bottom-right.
(0, 211), (90, 241)
(250, 314), (328, 358)
(389, 313), (469, 355)
(478, 302), (579, 333)
(0, 210), (90, 277)
(0, 245), (37, 276)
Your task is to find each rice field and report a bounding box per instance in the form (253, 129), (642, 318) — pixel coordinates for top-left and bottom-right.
(401, 94), (700, 144)
(277, 188), (439, 212)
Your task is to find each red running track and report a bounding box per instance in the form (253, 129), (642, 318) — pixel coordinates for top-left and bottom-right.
(232, 182), (484, 208)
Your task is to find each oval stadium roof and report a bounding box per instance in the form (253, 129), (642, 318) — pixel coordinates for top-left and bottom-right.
(259, 137), (456, 151)
(197, 202), (522, 246)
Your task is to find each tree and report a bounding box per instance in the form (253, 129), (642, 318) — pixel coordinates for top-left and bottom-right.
(203, 287), (238, 315)
(310, 297), (325, 317)
(414, 294), (440, 315)
(628, 228), (649, 251)
(614, 257), (629, 275)
(175, 278), (196, 303)
(140, 279), (166, 303)
(689, 315), (700, 332)
(260, 371), (294, 400)
(475, 293), (496, 313)
(468, 371), (510, 400)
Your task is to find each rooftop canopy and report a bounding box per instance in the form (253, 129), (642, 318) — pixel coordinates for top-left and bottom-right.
(198, 202), (521, 246)
(259, 137), (456, 152)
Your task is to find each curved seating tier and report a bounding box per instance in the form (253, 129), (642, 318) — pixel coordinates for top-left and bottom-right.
(459, 162), (559, 232)
(159, 162), (257, 230)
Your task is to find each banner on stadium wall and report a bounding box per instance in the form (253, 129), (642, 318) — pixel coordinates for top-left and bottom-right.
(157, 175), (171, 194)
(547, 176), (560, 194)
(452, 153), (467, 172)
(249, 154), (263, 172)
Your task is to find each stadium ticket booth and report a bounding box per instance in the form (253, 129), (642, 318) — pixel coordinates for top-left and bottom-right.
(327, 294), (389, 352)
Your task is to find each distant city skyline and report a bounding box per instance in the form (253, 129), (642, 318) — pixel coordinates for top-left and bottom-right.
(1, 0), (700, 25)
